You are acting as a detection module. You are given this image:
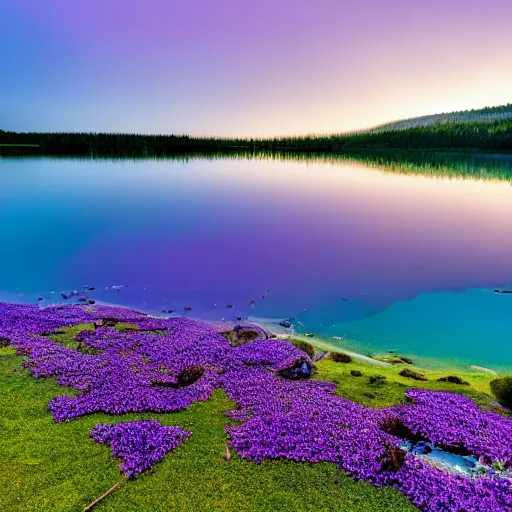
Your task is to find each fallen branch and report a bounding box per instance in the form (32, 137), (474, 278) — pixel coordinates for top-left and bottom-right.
(84, 481), (121, 511)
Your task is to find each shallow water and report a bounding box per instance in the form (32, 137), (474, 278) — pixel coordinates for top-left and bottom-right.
(1, 153), (511, 367)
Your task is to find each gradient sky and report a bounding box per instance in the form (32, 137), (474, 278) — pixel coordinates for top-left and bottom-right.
(2, 0), (512, 136)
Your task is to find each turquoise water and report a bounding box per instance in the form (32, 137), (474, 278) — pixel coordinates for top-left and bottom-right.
(294, 288), (511, 370)
(0, 154), (511, 367)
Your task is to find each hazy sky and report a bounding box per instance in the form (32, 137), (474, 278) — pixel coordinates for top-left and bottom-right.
(2, 0), (511, 136)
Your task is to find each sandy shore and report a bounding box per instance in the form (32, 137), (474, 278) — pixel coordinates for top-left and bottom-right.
(249, 317), (391, 367)
(275, 332), (392, 367)
(470, 365), (498, 376)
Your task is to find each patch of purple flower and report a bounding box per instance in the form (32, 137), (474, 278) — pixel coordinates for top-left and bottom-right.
(2, 301), (512, 511)
(90, 421), (191, 478)
(395, 389), (512, 462)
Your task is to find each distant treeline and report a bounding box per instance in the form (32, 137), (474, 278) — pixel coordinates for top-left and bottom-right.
(0, 132), (243, 156)
(1, 118), (512, 156)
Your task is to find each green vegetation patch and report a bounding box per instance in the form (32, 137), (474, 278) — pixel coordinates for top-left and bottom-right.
(490, 376), (512, 408)
(286, 338), (315, 358)
(0, 326), (503, 511)
(313, 358), (495, 409)
(49, 324), (95, 349)
(114, 323), (140, 332)
(0, 341), (418, 512)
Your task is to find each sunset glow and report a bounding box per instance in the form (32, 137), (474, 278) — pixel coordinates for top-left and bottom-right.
(2, 0), (512, 136)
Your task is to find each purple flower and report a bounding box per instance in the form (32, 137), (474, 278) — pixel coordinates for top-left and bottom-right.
(90, 421), (191, 478)
(3, 301), (512, 510)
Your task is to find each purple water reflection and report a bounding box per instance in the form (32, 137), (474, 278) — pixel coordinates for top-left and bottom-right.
(1, 155), (511, 331)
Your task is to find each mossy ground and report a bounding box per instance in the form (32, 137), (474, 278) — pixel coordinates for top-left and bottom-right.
(314, 357), (494, 409)
(0, 326), (499, 512)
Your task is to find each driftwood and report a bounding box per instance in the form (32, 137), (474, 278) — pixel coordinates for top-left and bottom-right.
(84, 481), (121, 511)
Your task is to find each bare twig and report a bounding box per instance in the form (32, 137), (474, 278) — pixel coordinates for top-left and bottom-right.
(84, 481), (122, 511)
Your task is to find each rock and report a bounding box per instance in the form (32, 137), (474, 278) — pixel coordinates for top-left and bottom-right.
(0, 337), (10, 348)
(411, 441), (432, 455)
(330, 352), (352, 363)
(350, 370), (363, 377)
(177, 365), (204, 387)
(390, 356), (414, 365)
(399, 368), (428, 381)
(61, 292), (69, 300)
(96, 318), (119, 327)
(88, 300), (96, 305)
(313, 350), (329, 362)
(380, 445), (407, 472)
(279, 361), (313, 380)
(369, 375), (387, 385)
(220, 328), (260, 347)
(78, 297), (88, 303)
(479, 455), (493, 466)
(387, 358), (405, 365)
(490, 401), (512, 413)
(379, 354), (414, 365)
(167, 309), (174, 314)
(438, 376), (469, 385)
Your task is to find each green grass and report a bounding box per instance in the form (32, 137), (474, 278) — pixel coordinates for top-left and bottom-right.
(0, 328), (500, 512)
(0, 346), (417, 512)
(114, 323), (140, 332)
(314, 357), (494, 409)
(49, 324), (95, 349)
(0, 144), (40, 147)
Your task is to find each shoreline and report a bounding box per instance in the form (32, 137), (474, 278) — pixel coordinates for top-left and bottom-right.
(252, 316), (503, 376)
(0, 295), (505, 377)
(270, 331), (391, 367)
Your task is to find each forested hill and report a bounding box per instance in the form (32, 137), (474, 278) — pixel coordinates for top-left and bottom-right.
(1, 106), (512, 155)
(364, 104), (512, 133)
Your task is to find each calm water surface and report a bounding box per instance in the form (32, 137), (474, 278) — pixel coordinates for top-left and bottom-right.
(1, 154), (511, 368)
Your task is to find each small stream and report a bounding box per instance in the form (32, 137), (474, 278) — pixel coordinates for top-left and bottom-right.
(401, 441), (512, 480)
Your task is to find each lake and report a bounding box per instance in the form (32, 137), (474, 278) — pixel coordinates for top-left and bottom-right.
(1, 152), (511, 369)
